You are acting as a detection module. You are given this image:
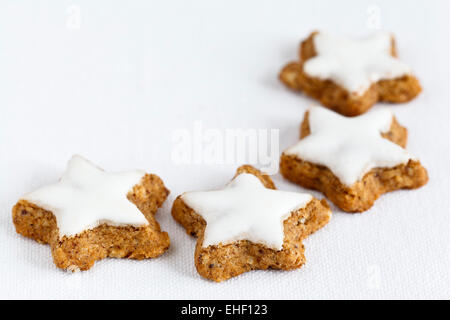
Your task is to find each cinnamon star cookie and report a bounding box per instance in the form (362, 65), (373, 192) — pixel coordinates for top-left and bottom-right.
(280, 31), (422, 116)
(12, 155), (170, 271)
(280, 106), (428, 212)
(172, 165), (331, 282)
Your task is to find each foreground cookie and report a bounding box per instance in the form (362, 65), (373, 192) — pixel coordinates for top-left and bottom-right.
(12, 155), (170, 271)
(280, 106), (428, 212)
(280, 31), (421, 116)
(172, 165), (331, 282)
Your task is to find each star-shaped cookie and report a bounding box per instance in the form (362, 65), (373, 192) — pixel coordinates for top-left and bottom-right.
(171, 165), (331, 282)
(12, 155), (170, 271)
(280, 31), (422, 116)
(280, 106), (428, 212)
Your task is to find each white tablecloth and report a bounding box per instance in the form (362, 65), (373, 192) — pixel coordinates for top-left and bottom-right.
(1, 0), (449, 299)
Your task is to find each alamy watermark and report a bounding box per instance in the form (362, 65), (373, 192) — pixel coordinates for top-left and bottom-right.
(66, 5), (81, 30)
(171, 121), (279, 174)
(367, 264), (382, 290)
(366, 5), (382, 30)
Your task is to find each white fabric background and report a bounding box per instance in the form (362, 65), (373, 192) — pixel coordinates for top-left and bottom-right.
(1, 0), (449, 299)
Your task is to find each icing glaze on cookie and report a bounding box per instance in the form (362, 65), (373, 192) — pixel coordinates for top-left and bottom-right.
(181, 173), (313, 250)
(303, 32), (412, 95)
(22, 155), (148, 237)
(284, 106), (413, 186)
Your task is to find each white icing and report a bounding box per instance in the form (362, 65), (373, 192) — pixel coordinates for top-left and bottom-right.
(181, 173), (316, 250)
(22, 155), (148, 237)
(284, 106), (413, 186)
(303, 32), (412, 95)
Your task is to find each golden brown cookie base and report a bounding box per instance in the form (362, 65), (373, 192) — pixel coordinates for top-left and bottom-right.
(12, 174), (170, 271)
(171, 165), (331, 282)
(279, 32), (422, 116)
(280, 113), (428, 212)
